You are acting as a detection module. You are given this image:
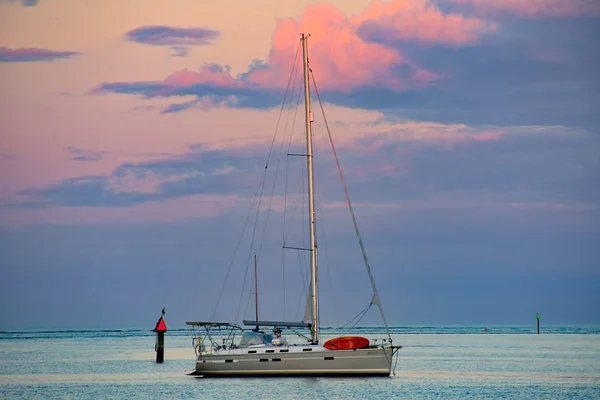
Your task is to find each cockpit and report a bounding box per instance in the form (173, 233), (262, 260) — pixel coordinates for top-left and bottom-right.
(238, 331), (274, 347)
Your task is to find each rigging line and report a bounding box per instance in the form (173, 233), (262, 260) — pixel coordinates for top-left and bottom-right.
(262, 39), (302, 169)
(327, 303), (371, 336)
(235, 41), (302, 322)
(282, 67), (304, 244)
(282, 162), (306, 315)
(294, 249), (309, 320)
(283, 161), (306, 245)
(289, 326), (312, 342)
(254, 49), (302, 320)
(301, 139), (308, 319)
(282, 78), (308, 248)
(243, 276), (255, 319)
(314, 176), (339, 321)
(309, 124), (324, 248)
(283, 138), (308, 321)
(282, 166), (306, 258)
(211, 181), (262, 320)
(284, 173), (308, 320)
(255, 38), (302, 263)
(282, 61), (305, 319)
(235, 168), (267, 322)
(282, 95), (309, 321)
(343, 306), (371, 335)
(255, 72), (298, 262)
(282, 251), (286, 319)
(255, 139), (284, 262)
(341, 304), (371, 329)
(310, 69), (392, 343)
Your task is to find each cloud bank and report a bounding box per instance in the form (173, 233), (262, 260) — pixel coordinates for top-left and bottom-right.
(1, 0), (39, 6)
(445, 0), (600, 18)
(64, 147), (103, 162)
(6, 122), (598, 214)
(8, 145), (265, 209)
(92, 0), (598, 128)
(125, 26), (220, 46)
(0, 47), (79, 62)
(96, 1), (492, 105)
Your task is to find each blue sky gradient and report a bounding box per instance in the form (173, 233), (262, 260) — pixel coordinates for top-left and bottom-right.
(0, 0), (598, 330)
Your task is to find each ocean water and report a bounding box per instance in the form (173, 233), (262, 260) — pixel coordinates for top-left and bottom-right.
(1, 326), (599, 399)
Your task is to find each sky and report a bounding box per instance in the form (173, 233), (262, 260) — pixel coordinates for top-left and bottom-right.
(0, 0), (598, 330)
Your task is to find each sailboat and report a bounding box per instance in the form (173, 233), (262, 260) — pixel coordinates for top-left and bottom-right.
(186, 34), (401, 377)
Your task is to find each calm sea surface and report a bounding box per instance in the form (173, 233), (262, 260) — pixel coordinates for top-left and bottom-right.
(1, 326), (599, 399)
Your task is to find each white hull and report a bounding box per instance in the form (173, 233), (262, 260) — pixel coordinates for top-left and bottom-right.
(191, 345), (393, 377)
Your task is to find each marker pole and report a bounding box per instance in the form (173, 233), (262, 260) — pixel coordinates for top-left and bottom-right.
(154, 309), (167, 363)
(156, 331), (164, 363)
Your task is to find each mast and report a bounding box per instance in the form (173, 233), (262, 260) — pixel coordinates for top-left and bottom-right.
(254, 253), (258, 322)
(301, 33), (319, 344)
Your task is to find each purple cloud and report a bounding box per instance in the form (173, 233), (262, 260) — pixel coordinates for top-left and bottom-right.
(94, 63), (280, 112)
(64, 146), (103, 162)
(7, 126), (600, 212)
(2, 0), (39, 6)
(64, 146), (83, 154)
(170, 46), (189, 57)
(6, 145), (265, 209)
(72, 153), (103, 162)
(125, 26), (220, 46)
(94, 13), (599, 131)
(162, 100), (198, 113)
(444, 0), (600, 19)
(0, 47), (79, 62)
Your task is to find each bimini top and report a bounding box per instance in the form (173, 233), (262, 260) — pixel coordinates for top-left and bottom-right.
(242, 320), (312, 329)
(185, 321), (243, 330)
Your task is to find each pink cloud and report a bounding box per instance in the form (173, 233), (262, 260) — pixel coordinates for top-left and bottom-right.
(469, 130), (504, 141)
(414, 129), (505, 144)
(355, 0), (494, 45)
(163, 65), (237, 87)
(448, 0), (600, 18)
(98, 1), (494, 100)
(413, 68), (441, 83)
(153, 64), (240, 97)
(253, 3), (405, 91)
(249, 1), (491, 91)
